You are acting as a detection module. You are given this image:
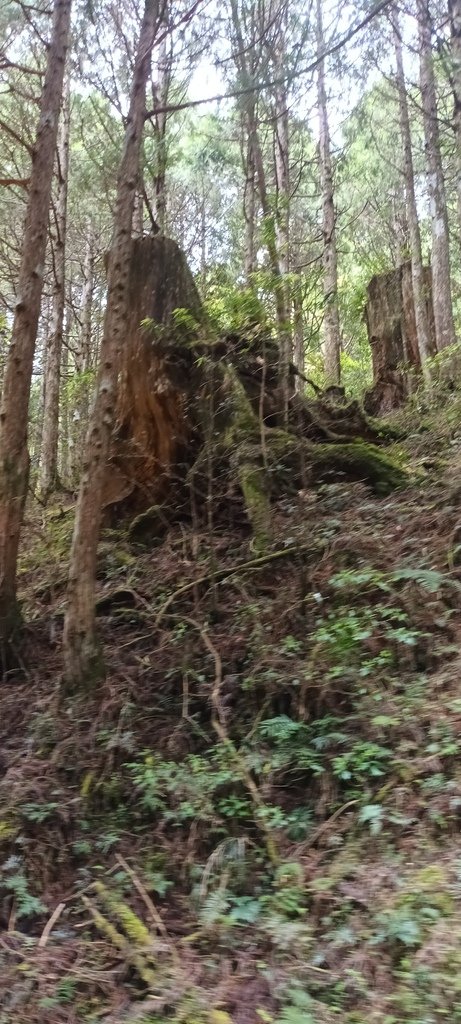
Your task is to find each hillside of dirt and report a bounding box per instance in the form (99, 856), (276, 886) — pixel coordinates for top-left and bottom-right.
(1, 387), (461, 1024)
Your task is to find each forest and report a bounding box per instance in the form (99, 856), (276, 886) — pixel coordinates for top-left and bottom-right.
(2, 0), (461, 1020)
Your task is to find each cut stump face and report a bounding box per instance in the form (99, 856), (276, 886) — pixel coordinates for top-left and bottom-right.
(102, 235), (204, 513)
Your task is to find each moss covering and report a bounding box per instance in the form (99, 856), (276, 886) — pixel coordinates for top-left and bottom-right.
(261, 430), (409, 495)
(222, 365), (273, 550)
(308, 440), (410, 494)
(238, 462), (271, 552)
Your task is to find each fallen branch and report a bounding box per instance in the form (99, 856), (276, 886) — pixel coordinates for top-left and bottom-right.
(82, 893), (156, 987)
(38, 901), (66, 947)
(301, 799), (359, 852)
(155, 542), (323, 628)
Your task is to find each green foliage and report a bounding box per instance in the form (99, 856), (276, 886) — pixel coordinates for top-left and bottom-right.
(333, 740), (392, 786)
(128, 747), (251, 828)
(140, 307), (201, 342)
(372, 906), (423, 950)
(340, 349), (372, 397)
(1, 858), (47, 919)
(313, 603), (421, 680)
(274, 988), (317, 1024)
(38, 978), (77, 1010)
(256, 713), (397, 801)
(204, 282), (268, 336)
(426, 342), (461, 385)
(358, 802), (385, 834)
(62, 366), (95, 407)
(19, 801), (59, 823)
(330, 565), (456, 595)
(258, 714), (337, 776)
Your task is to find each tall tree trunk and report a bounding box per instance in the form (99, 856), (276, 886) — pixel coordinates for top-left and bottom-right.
(229, 0), (291, 420)
(60, 332), (70, 485)
(316, 0), (341, 386)
(200, 181), (207, 290)
(418, 0), (456, 351)
(70, 226), (95, 485)
(38, 75), (71, 501)
(63, 0), (159, 690)
(0, 0), (72, 661)
(273, 34), (291, 351)
(133, 184), (144, 237)
(393, 18), (434, 377)
(152, 3), (169, 233)
(80, 226), (95, 372)
(448, 0), (461, 237)
(243, 126), (256, 281)
(292, 273), (304, 385)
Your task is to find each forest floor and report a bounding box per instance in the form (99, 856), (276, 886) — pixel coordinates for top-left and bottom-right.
(1, 387), (461, 1024)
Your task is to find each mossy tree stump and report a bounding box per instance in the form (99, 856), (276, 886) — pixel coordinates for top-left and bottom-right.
(103, 234), (410, 549)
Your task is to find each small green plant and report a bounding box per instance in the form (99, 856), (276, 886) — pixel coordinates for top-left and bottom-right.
(279, 635), (303, 656)
(38, 977), (77, 1010)
(1, 857), (47, 919)
(20, 800), (59, 823)
(358, 802), (385, 834)
(140, 307), (201, 341)
(333, 740), (392, 788)
(371, 906), (422, 951)
(128, 747), (248, 828)
(204, 283), (268, 335)
(274, 987), (316, 1024)
(314, 600), (422, 682)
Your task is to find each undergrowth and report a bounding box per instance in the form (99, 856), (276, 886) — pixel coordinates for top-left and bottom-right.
(1, 387), (461, 1023)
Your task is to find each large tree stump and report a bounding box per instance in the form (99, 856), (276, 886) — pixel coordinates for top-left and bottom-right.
(363, 262), (435, 415)
(101, 234), (410, 542)
(102, 235), (204, 510)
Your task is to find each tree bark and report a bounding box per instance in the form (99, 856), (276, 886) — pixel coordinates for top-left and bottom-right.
(292, 273), (304, 385)
(364, 262), (435, 414)
(38, 75), (71, 501)
(393, 17), (434, 377)
(60, 316), (70, 485)
(229, 0), (291, 421)
(70, 225), (95, 484)
(272, 30), (291, 350)
(417, 0), (456, 351)
(448, 0), (461, 237)
(151, 3), (170, 233)
(316, 0), (341, 386)
(101, 234), (202, 513)
(80, 226), (95, 373)
(243, 125), (256, 281)
(63, 0), (159, 691)
(0, 0), (72, 662)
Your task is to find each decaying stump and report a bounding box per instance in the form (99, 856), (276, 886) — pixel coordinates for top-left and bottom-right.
(103, 234), (409, 547)
(102, 235), (204, 509)
(364, 262), (435, 415)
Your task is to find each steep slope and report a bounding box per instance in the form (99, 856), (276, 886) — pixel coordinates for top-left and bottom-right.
(1, 389), (461, 1024)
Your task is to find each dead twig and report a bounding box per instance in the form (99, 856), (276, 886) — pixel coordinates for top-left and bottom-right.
(154, 542), (323, 628)
(300, 799), (359, 853)
(38, 901), (66, 947)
